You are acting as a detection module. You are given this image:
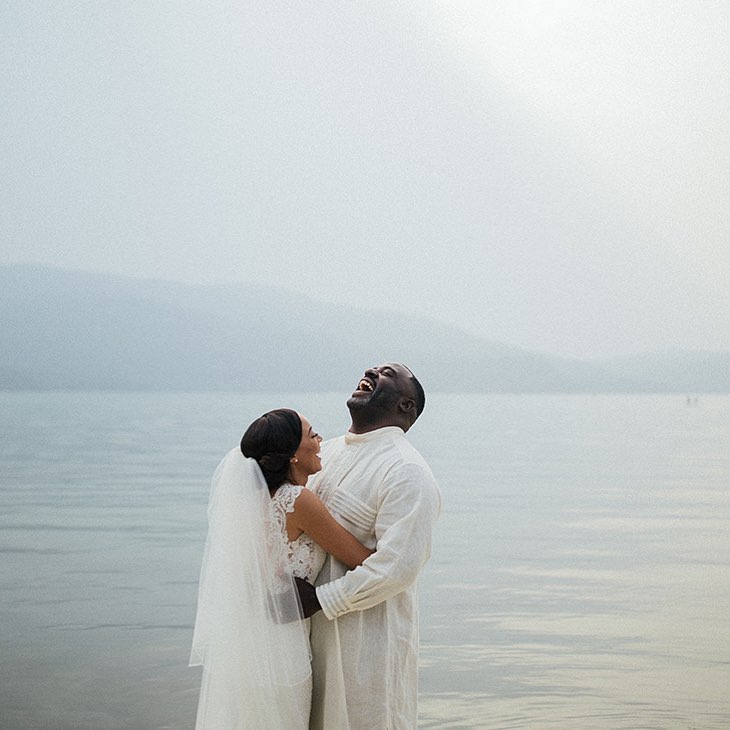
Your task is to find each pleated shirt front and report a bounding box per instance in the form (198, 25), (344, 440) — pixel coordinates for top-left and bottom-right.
(309, 427), (441, 730)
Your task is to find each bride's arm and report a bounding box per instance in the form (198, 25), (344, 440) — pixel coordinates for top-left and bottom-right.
(287, 488), (374, 570)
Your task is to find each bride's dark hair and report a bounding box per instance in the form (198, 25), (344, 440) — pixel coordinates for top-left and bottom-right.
(240, 408), (302, 493)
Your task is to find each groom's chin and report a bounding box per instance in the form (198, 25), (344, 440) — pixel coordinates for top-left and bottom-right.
(347, 394), (370, 411)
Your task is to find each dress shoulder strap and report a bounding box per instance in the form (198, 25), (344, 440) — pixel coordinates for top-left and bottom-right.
(270, 483), (304, 517)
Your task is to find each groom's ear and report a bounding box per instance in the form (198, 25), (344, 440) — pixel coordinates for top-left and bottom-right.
(398, 397), (416, 416)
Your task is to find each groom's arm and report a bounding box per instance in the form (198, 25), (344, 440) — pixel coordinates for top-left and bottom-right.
(312, 462), (440, 619)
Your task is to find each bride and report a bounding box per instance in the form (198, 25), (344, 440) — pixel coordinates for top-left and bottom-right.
(190, 408), (372, 729)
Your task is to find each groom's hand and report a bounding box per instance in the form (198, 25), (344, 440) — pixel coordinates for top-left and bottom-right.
(295, 577), (322, 618)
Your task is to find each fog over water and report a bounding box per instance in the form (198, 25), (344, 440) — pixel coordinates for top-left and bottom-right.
(2, 7), (728, 729)
(2, 2), (728, 359)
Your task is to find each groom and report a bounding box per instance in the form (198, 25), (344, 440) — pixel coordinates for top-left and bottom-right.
(298, 362), (441, 729)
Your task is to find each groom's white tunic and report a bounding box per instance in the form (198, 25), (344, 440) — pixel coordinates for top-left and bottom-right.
(309, 426), (441, 730)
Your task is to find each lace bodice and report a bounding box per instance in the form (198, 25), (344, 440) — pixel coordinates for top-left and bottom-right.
(269, 483), (326, 582)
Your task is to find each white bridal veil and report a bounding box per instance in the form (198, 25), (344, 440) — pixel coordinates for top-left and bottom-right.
(190, 449), (312, 729)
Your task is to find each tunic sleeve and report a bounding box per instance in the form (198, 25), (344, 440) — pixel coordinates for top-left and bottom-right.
(315, 461), (441, 619)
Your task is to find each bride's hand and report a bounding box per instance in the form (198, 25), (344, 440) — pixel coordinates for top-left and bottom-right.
(294, 577), (322, 618)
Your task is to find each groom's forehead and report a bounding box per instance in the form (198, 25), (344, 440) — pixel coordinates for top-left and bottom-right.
(379, 362), (415, 389)
(377, 362), (407, 376)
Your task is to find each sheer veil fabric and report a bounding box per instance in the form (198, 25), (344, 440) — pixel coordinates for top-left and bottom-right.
(190, 450), (312, 729)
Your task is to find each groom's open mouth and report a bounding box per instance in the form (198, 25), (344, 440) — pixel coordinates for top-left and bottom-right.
(353, 377), (375, 396)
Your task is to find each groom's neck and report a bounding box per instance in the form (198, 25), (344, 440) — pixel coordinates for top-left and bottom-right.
(349, 415), (407, 435)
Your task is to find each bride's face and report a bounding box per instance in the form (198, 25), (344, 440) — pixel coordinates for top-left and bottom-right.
(292, 415), (323, 478)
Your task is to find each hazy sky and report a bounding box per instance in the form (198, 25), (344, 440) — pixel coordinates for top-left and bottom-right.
(2, 1), (728, 359)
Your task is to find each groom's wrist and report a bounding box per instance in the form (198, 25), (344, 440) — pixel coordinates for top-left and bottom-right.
(315, 582), (349, 620)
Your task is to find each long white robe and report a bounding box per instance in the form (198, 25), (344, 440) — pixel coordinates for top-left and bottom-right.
(308, 426), (441, 730)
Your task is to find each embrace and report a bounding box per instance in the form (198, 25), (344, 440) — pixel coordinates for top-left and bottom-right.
(190, 363), (441, 729)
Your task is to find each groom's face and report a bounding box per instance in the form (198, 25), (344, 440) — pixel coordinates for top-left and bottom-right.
(348, 363), (414, 415)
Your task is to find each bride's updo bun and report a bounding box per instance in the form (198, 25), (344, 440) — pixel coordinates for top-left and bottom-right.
(240, 408), (302, 493)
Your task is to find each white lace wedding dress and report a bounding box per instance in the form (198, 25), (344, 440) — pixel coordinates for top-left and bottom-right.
(267, 482), (326, 728)
(269, 482), (327, 583)
(191, 452), (326, 730)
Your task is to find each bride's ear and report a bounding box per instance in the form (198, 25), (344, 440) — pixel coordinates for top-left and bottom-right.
(287, 457), (298, 481)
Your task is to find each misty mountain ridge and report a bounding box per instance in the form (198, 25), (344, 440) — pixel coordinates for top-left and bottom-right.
(1, 265), (727, 393)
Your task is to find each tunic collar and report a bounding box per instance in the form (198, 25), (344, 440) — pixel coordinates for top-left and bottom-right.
(344, 426), (404, 445)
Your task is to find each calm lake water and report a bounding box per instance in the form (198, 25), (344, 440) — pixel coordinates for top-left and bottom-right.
(1, 392), (728, 729)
